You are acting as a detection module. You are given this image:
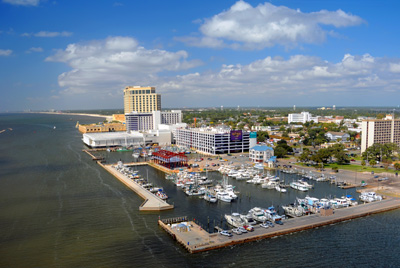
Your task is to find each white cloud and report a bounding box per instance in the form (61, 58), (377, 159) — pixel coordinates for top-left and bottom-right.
(0, 49), (12, 56)
(178, 1), (364, 49)
(2, 0), (40, 6)
(46, 36), (202, 95)
(153, 53), (400, 106)
(21, 31), (73, 37)
(26, 47), (43, 53)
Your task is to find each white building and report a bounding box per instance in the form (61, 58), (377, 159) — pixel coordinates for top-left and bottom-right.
(82, 130), (171, 148)
(361, 117), (400, 152)
(249, 145), (275, 163)
(325, 132), (350, 142)
(125, 110), (182, 132)
(175, 128), (254, 155)
(288, 112), (319, 124)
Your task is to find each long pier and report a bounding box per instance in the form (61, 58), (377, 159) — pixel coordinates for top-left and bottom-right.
(98, 162), (173, 211)
(159, 197), (400, 253)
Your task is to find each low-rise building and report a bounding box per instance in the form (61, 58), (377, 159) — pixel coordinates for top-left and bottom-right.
(249, 145), (274, 163)
(78, 123), (126, 133)
(288, 112), (319, 124)
(325, 132), (350, 142)
(175, 127), (254, 155)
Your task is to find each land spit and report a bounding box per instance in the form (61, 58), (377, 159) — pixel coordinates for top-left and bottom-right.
(159, 197), (400, 253)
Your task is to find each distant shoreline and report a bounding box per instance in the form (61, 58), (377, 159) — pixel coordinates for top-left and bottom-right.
(26, 111), (110, 119)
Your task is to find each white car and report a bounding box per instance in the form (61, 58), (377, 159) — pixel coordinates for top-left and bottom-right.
(220, 230), (233, 237)
(238, 226), (248, 233)
(232, 228), (242, 235)
(260, 222), (269, 229)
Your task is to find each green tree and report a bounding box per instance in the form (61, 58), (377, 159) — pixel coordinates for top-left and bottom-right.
(274, 146), (287, 158)
(394, 163), (400, 171)
(298, 148), (311, 163)
(369, 159), (377, 167)
(361, 160), (366, 167)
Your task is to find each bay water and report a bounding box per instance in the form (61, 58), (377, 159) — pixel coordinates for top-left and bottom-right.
(1, 113), (399, 267)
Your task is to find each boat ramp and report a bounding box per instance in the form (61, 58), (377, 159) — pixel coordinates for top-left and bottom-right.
(159, 197), (400, 253)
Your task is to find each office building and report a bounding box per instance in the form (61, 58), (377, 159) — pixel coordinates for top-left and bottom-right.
(123, 86), (161, 114)
(125, 110), (182, 132)
(175, 127), (253, 155)
(288, 112), (319, 124)
(361, 116), (400, 152)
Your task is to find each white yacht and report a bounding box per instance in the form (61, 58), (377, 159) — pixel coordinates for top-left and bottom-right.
(262, 177), (280, 189)
(275, 185), (287, 193)
(225, 213), (246, 228)
(250, 207), (268, 222)
(217, 192), (233, 202)
(290, 181), (309, 192)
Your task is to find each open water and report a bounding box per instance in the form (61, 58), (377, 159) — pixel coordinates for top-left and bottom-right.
(1, 113), (400, 268)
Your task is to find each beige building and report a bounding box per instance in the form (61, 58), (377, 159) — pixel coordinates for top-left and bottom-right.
(78, 123), (126, 134)
(112, 114), (126, 123)
(123, 86), (161, 114)
(361, 116), (400, 152)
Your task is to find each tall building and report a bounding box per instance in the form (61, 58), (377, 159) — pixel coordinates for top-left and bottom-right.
(288, 112), (319, 124)
(123, 86), (161, 114)
(361, 117), (400, 152)
(125, 110), (182, 132)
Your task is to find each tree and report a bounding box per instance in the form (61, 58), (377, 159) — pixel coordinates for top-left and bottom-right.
(394, 163), (400, 171)
(298, 149), (311, 163)
(257, 131), (269, 143)
(369, 159), (376, 167)
(274, 146), (287, 158)
(361, 160), (366, 167)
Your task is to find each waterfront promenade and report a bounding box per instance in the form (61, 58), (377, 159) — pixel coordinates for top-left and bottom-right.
(159, 197), (400, 253)
(99, 162), (173, 211)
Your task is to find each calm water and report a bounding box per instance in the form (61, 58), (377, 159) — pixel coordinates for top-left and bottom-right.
(1, 113), (400, 268)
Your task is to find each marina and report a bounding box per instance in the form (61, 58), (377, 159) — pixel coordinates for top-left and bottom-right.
(159, 197), (400, 253)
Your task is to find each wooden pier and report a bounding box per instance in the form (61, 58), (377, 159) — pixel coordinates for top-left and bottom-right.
(83, 149), (104, 161)
(159, 197), (400, 253)
(98, 162), (173, 211)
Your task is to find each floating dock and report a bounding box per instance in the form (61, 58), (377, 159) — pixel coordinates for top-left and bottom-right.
(99, 162), (173, 211)
(159, 197), (400, 253)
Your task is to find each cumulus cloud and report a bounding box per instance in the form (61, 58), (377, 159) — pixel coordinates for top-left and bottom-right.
(46, 36), (202, 95)
(0, 49), (12, 56)
(154, 53), (400, 106)
(2, 0), (39, 6)
(178, 1), (364, 49)
(26, 47), (43, 53)
(21, 31), (73, 37)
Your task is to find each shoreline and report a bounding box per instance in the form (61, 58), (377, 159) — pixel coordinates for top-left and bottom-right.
(25, 111), (111, 119)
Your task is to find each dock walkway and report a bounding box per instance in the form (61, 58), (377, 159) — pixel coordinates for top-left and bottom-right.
(99, 163), (173, 211)
(159, 197), (400, 253)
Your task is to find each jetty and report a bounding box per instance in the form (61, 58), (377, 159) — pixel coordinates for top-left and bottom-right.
(99, 162), (173, 211)
(159, 197), (400, 253)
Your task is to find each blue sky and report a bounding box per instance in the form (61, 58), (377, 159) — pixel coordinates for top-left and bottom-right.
(1, 0), (400, 111)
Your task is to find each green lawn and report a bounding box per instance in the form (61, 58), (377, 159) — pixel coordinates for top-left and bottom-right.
(299, 162), (398, 174)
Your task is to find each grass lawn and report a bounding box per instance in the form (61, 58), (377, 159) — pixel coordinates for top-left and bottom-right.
(300, 162), (398, 174)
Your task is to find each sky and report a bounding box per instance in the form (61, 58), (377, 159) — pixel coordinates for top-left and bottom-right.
(1, 0), (400, 111)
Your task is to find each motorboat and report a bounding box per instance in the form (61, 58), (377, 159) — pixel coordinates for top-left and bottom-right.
(240, 213), (257, 226)
(217, 192), (232, 202)
(262, 177), (280, 189)
(225, 212), (246, 228)
(290, 181), (309, 192)
(275, 185), (287, 193)
(359, 192), (382, 203)
(250, 207), (268, 222)
(282, 204), (304, 217)
(203, 192), (218, 203)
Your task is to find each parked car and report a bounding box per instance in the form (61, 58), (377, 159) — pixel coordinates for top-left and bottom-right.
(244, 225), (254, 232)
(238, 226), (247, 233)
(350, 159), (356, 162)
(260, 222), (269, 228)
(232, 228), (242, 235)
(220, 230), (232, 237)
(378, 177), (388, 181)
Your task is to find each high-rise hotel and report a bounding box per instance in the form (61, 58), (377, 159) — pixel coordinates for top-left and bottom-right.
(361, 115), (400, 152)
(123, 86), (161, 114)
